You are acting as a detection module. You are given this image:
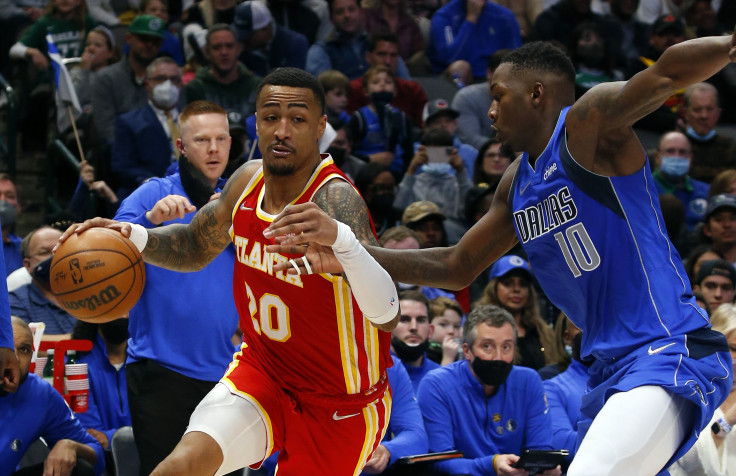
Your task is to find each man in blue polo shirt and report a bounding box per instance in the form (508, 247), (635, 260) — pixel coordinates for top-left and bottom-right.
(417, 304), (559, 476)
(1, 317), (105, 475)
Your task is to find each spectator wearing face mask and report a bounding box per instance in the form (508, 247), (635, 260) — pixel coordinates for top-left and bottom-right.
(0, 173), (23, 276)
(416, 304), (558, 475)
(652, 131), (710, 231)
(110, 57), (182, 201)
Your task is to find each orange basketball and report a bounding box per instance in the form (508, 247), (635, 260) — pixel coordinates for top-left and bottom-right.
(50, 228), (146, 323)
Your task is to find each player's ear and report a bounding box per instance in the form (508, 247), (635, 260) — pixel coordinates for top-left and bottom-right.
(317, 113), (326, 139)
(531, 82), (543, 106)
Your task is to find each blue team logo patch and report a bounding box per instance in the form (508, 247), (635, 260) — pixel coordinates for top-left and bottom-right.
(506, 419), (518, 432)
(690, 198), (707, 217)
(10, 439), (22, 452)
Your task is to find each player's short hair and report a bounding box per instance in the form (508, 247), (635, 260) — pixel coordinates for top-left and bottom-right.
(318, 70), (350, 93)
(500, 42), (575, 84)
(398, 290), (431, 318)
(256, 67), (326, 115)
(429, 297), (463, 323)
(463, 304), (517, 346)
(379, 226), (420, 247)
(206, 23), (238, 46)
(178, 101), (228, 130)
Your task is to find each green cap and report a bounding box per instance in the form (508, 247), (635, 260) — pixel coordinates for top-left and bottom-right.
(129, 14), (165, 38)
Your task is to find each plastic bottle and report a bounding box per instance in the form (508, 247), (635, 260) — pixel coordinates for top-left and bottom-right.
(43, 349), (55, 385)
(452, 73), (465, 89)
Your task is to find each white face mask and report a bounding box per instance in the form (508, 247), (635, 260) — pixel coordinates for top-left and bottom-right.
(152, 80), (179, 109)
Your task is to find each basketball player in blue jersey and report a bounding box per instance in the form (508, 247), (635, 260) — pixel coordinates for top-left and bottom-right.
(266, 32), (736, 475)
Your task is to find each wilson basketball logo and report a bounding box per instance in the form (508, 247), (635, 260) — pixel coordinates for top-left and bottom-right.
(60, 285), (122, 312)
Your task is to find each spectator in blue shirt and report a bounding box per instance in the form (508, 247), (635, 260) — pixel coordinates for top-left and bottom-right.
(428, 0), (521, 79)
(71, 319), (131, 453)
(391, 290), (440, 394)
(10, 226), (78, 338)
(0, 174), (23, 277)
(1, 317), (105, 475)
(417, 304), (559, 476)
(362, 355), (429, 474)
(0, 231), (20, 395)
(543, 330), (590, 467)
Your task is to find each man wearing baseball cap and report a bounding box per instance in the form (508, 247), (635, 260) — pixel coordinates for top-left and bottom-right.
(703, 194), (736, 264)
(402, 201), (448, 249)
(233, 0), (308, 77)
(91, 14), (166, 143)
(423, 98), (478, 172)
(692, 259), (736, 312)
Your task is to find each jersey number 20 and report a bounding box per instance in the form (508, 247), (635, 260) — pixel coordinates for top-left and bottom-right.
(244, 281), (291, 342)
(553, 222), (601, 277)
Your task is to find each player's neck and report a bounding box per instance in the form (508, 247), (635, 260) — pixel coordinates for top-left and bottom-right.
(262, 157), (322, 213)
(525, 118), (558, 168)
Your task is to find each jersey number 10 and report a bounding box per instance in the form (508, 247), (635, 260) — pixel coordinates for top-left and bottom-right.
(553, 222), (601, 277)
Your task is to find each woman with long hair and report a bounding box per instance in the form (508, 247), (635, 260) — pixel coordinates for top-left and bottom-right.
(474, 255), (562, 370)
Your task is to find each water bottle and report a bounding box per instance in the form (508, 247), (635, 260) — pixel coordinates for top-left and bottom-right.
(43, 349), (55, 385)
(452, 73), (465, 89)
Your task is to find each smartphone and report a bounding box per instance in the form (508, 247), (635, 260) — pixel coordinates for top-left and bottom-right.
(425, 146), (452, 164)
(511, 449), (569, 474)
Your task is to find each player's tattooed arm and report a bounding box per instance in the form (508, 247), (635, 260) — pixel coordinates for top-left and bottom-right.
(312, 182), (400, 332)
(312, 180), (377, 248)
(143, 161), (261, 271)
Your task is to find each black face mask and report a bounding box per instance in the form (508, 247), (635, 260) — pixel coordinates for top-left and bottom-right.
(370, 91), (395, 111)
(179, 152), (217, 210)
(471, 355), (513, 387)
(391, 336), (430, 363)
(99, 318), (130, 345)
(327, 146), (347, 167)
(32, 257), (52, 285)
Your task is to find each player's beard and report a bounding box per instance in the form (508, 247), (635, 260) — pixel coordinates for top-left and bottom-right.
(267, 162), (295, 176)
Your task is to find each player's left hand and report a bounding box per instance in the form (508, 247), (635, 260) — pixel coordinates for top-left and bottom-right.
(363, 445), (391, 474)
(44, 439), (77, 476)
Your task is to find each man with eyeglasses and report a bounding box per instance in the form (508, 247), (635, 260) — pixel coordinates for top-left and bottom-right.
(111, 100), (239, 474)
(692, 259), (736, 314)
(91, 14), (166, 144)
(0, 317), (105, 475)
(111, 56), (183, 200)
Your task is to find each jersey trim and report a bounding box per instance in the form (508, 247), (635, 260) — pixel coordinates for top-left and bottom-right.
(335, 277), (361, 394)
(352, 391), (392, 476)
(560, 131), (625, 218)
(229, 167), (265, 239)
(221, 361), (275, 460)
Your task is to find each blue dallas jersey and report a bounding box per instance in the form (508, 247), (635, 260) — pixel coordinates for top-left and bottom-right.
(510, 107), (709, 361)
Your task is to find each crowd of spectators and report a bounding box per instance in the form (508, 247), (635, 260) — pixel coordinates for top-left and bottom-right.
(2, 0), (736, 474)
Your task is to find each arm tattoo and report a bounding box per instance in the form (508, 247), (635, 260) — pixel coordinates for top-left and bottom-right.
(313, 181), (378, 246)
(143, 196), (233, 272)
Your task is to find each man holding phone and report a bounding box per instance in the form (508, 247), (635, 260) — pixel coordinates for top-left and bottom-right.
(394, 127), (472, 225)
(416, 305), (561, 476)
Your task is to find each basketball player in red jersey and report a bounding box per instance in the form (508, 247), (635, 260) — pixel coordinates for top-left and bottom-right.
(56, 68), (400, 475)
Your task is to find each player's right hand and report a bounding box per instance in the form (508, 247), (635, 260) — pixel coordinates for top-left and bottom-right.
(146, 194), (196, 225)
(55, 218), (128, 251)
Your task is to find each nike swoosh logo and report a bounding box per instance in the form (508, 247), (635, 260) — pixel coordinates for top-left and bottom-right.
(520, 182), (531, 195)
(648, 342), (676, 355)
(240, 204), (254, 211)
(332, 411), (361, 421)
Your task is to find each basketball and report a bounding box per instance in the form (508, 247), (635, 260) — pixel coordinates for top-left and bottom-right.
(50, 228), (146, 323)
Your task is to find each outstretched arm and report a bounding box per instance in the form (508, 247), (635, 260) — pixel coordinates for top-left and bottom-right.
(268, 160), (521, 291)
(57, 161), (261, 272)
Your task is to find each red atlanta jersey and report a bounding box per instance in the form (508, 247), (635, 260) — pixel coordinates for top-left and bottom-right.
(228, 156), (391, 397)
